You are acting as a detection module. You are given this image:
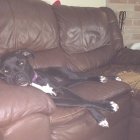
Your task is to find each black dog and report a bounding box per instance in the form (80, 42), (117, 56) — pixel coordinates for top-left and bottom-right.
(0, 50), (120, 127)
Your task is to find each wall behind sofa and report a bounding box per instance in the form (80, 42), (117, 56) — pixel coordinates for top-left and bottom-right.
(42, 0), (106, 7)
(107, 0), (140, 47)
(60, 0), (106, 7)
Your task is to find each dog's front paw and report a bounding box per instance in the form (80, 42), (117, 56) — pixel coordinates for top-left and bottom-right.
(98, 119), (109, 128)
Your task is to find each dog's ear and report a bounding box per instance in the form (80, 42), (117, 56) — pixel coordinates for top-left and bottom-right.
(16, 50), (35, 58)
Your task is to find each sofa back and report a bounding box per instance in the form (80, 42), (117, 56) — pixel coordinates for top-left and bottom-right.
(54, 6), (121, 53)
(0, 0), (124, 71)
(53, 6), (124, 71)
(0, 0), (59, 52)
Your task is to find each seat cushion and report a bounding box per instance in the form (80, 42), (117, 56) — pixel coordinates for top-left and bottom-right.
(69, 80), (130, 101)
(51, 80), (131, 124)
(50, 80), (131, 140)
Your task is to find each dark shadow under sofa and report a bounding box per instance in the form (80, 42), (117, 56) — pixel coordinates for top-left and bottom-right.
(0, 0), (140, 140)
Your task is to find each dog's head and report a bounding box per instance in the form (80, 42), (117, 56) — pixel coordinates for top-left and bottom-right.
(0, 50), (35, 86)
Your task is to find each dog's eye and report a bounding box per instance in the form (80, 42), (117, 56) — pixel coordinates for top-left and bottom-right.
(17, 61), (24, 66)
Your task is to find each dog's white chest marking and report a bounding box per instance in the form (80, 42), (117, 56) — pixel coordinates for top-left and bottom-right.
(30, 83), (57, 96)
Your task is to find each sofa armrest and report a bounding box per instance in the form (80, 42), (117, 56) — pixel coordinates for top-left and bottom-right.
(113, 48), (140, 65)
(0, 80), (56, 127)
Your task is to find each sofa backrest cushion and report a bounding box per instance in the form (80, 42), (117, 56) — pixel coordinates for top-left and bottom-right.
(0, 0), (59, 54)
(53, 6), (123, 71)
(64, 45), (114, 71)
(53, 6), (111, 54)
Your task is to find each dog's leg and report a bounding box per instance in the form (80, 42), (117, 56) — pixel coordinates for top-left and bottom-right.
(89, 100), (119, 112)
(52, 97), (110, 127)
(56, 87), (119, 113)
(87, 107), (109, 127)
(31, 82), (119, 112)
(47, 67), (121, 83)
(52, 96), (119, 113)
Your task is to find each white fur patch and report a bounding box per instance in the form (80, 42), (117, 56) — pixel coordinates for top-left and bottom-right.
(31, 83), (57, 96)
(99, 119), (109, 128)
(115, 76), (122, 81)
(100, 75), (122, 83)
(99, 76), (108, 83)
(110, 101), (119, 112)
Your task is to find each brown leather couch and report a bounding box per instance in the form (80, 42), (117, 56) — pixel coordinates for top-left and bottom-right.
(0, 0), (140, 140)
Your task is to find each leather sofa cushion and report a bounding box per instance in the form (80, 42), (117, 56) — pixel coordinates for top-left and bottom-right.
(50, 80), (131, 140)
(0, 0), (59, 54)
(31, 46), (114, 72)
(129, 92), (140, 140)
(0, 80), (55, 127)
(113, 48), (140, 65)
(30, 48), (67, 69)
(53, 6), (111, 54)
(68, 80), (130, 101)
(132, 94), (140, 117)
(64, 45), (114, 71)
(51, 80), (131, 124)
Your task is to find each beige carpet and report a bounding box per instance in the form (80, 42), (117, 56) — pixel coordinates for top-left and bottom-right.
(117, 71), (140, 90)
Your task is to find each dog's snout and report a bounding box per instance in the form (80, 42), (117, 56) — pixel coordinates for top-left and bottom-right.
(15, 73), (29, 86)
